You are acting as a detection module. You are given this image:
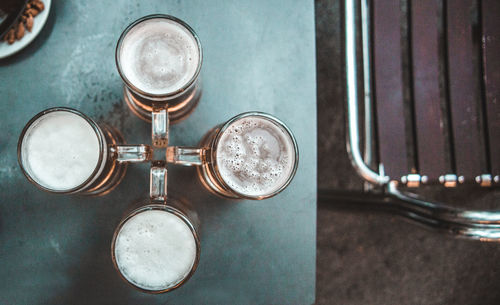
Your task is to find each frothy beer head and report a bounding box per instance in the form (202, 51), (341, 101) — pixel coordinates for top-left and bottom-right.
(113, 209), (197, 292)
(118, 16), (201, 96)
(20, 110), (102, 191)
(216, 114), (297, 198)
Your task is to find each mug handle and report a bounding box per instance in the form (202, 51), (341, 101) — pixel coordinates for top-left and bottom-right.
(152, 103), (168, 148)
(150, 160), (167, 202)
(110, 144), (152, 162)
(166, 146), (205, 166)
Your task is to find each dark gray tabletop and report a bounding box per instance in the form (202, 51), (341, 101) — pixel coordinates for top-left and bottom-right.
(0, 1), (317, 304)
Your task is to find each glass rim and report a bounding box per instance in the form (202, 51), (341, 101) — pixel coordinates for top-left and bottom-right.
(115, 14), (203, 100)
(211, 111), (300, 200)
(17, 107), (106, 194)
(110, 203), (201, 294)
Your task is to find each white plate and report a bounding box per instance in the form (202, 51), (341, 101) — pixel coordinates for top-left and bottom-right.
(0, 0), (51, 59)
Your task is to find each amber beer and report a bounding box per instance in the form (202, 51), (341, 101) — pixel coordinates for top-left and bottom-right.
(115, 14), (202, 123)
(168, 112), (299, 200)
(112, 205), (199, 293)
(18, 108), (152, 195)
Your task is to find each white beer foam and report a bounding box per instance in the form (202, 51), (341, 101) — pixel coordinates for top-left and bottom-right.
(216, 116), (296, 197)
(114, 210), (197, 291)
(119, 18), (200, 95)
(22, 111), (101, 191)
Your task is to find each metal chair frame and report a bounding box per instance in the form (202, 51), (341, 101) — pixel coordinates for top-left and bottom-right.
(342, 0), (500, 241)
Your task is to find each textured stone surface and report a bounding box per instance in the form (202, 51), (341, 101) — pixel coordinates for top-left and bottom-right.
(315, 1), (500, 304)
(0, 1), (316, 304)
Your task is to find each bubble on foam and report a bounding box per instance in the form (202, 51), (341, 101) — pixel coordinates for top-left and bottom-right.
(22, 111), (101, 191)
(119, 18), (199, 95)
(114, 210), (196, 291)
(216, 116), (296, 197)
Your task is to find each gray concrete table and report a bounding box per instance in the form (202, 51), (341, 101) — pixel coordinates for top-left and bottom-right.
(0, 1), (316, 304)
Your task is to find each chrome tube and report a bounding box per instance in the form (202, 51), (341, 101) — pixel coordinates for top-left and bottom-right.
(387, 182), (500, 225)
(361, 0), (373, 166)
(345, 0), (389, 185)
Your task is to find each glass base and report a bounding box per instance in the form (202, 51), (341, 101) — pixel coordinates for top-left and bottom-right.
(123, 86), (201, 124)
(83, 124), (128, 196)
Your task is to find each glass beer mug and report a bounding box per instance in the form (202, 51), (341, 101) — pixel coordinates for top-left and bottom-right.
(167, 112), (299, 200)
(18, 107), (152, 195)
(115, 14), (203, 147)
(111, 161), (201, 293)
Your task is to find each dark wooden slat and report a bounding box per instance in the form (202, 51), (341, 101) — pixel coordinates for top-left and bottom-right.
(411, 0), (451, 180)
(482, 0), (500, 175)
(447, 0), (487, 179)
(373, 0), (409, 180)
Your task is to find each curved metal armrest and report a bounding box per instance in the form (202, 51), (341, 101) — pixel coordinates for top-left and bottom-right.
(320, 187), (500, 241)
(345, 0), (389, 186)
(386, 183), (500, 241)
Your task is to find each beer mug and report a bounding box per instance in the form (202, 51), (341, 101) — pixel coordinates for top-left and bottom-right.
(111, 161), (201, 293)
(167, 112), (299, 200)
(115, 14), (203, 147)
(18, 107), (152, 195)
